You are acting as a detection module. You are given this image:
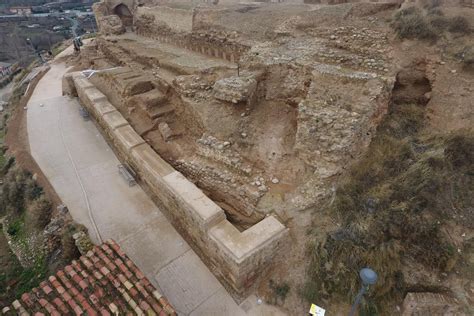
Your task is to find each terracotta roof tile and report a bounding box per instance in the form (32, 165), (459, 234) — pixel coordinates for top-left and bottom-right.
(1, 239), (175, 315)
(20, 293), (34, 307)
(38, 299), (48, 308)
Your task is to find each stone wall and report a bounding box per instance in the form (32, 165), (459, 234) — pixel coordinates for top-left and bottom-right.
(136, 5), (194, 33)
(295, 64), (393, 178)
(401, 292), (460, 315)
(136, 30), (247, 63)
(134, 8), (249, 63)
(63, 72), (289, 294)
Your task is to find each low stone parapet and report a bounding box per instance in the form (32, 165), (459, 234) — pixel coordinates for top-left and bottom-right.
(64, 72), (289, 294)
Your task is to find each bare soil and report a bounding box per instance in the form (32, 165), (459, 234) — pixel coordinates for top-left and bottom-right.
(4, 68), (63, 209)
(68, 2), (473, 314)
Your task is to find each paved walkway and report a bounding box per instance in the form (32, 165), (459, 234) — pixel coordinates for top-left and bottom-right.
(26, 60), (283, 315)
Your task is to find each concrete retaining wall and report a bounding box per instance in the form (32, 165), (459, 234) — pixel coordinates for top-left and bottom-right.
(63, 72), (289, 294)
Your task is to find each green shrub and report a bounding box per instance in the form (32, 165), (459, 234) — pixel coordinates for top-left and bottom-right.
(458, 46), (474, 70)
(7, 219), (23, 238)
(392, 7), (437, 41)
(13, 257), (48, 298)
(25, 179), (43, 201)
(427, 7), (444, 16)
(448, 16), (471, 34)
(1, 168), (28, 214)
(444, 132), (474, 169)
(1, 156), (15, 175)
(269, 280), (290, 304)
(423, 0), (441, 9)
(26, 195), (52, 230)
(429, 16), (449, 31)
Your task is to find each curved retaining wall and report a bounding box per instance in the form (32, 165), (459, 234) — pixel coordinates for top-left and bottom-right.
(63, 72), (289, 294)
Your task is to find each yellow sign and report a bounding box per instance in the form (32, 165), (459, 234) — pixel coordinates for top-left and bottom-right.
(309, 304), (326, 316)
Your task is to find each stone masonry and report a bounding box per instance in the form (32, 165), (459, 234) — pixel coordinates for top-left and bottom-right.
(63, 72), (290, 295)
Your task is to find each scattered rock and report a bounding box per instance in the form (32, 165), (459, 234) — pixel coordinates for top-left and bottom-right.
(213, 74), (257, 104)
(158, 122), (174, 141)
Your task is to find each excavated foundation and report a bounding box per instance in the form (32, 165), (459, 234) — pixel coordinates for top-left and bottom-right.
(73, 0), (402, 295)
(63, 72), (289, 295)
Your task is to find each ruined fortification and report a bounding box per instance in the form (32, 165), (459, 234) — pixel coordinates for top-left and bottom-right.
(63, 0), (401, 296)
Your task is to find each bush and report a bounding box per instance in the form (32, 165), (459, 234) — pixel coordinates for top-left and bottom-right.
(429, 16), (449, 31)
(269, 280), (290, 304)
(459, 46), (474, 71)
(392, 8), (438, 41)
(25, 178), (43, 201)
(1, 168), (28, 214)
(26, 195), (52, 230)
(61, 224), (82, 262)
(303, 65), (473, 310)
(448, 16), (471, 34)
(444, 132), (474, 169)
(7, 219), (23, 238)
(423, 0), (441, 9)
(1, 156), (15, 175)
(427, 7), (444, 16)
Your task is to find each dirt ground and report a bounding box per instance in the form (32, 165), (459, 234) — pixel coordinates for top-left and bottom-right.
(68, 2), (473, 314)
(254, 5), (474, 315)
(4, 68), (63, 209)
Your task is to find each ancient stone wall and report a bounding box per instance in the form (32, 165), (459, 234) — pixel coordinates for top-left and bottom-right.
(294, 64), (393, 178)
(460, 0), (474, 7)
(134, 8), (249, 63)
(136, 5), (194, 33)
(63, 72), (289, 294)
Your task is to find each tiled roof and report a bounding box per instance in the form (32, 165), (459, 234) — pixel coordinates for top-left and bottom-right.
(1, 240), (176, 316)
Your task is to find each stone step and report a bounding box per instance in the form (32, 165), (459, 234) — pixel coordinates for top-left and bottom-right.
(135, 89), (168, 109)
(149, 103), (175, 119)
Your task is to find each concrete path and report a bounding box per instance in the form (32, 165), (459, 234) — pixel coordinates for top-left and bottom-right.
(26, 60), (284, 315)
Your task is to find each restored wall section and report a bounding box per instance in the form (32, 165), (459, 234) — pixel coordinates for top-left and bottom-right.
(63, 72), (289, 294)
(136, 5), (194, 33)
(133, 5), (249, 63)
